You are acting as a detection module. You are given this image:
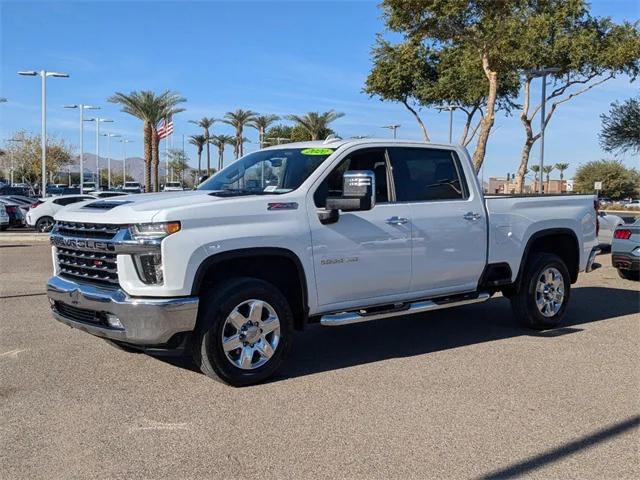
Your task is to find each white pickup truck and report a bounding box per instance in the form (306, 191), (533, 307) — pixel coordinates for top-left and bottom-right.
(47, 138), (600, 386)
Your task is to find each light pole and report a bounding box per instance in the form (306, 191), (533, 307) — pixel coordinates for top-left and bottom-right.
(84, 117), (113, 188)
(436, 105), (458, 143)
(6, 137), (24, 185)
(18, 70), (69, 196)
(119, 138), (133, 185)
(526, 67), (561, 193)
(0, 98), (7, 103)
(64, 104), (99, 192)
(381, 124), (401, 139)
(101, 133), (121, 189)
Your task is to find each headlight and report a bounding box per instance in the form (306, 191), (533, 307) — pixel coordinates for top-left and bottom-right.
(129, 221), (180, 240)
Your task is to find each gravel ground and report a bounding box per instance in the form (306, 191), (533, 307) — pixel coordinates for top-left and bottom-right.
(1, 244), (638, 480)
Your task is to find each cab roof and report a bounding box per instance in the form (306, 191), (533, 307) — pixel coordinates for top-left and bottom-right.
(261, 137), (459, 151)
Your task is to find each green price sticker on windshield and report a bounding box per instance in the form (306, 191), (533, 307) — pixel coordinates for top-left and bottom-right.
(301, 148), (334, 156)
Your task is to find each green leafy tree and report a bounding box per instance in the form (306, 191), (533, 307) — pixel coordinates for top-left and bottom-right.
(264, 124), (293, 145)
(600, 97), (640, 155)
(109, 90), (186, 192)
(1, 131), (72, 188)
(209, 134), (235, 171)
(189, 117), (216, 174)
(167, 148), (190, 183)
(250, 114), (280, 148)
(573, 159), (640, 199)
(188, 134), (207, 176)
(514, 3), (640, 193)
(223, 109), (257, 159)
(285, 110), (344, 140)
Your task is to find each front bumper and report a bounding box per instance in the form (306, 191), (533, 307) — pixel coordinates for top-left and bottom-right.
(47, 275), (199, 346)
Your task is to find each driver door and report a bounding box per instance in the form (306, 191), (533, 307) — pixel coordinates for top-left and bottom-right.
(307, 148), (412, 309)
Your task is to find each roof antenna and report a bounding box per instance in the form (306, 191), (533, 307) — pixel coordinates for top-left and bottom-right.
(323, 134), (342, 144)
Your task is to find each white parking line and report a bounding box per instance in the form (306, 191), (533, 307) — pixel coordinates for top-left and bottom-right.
(0, 348), (28, 358)
(128, 419), (190, 433)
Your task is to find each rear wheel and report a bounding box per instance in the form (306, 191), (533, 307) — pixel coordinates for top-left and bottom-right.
(35, 216), (54, 233)
(192, 278), (294, 387)
(511, 253), (571, 330)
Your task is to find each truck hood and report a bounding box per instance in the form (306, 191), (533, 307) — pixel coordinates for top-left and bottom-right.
(54, 190), (220, 224)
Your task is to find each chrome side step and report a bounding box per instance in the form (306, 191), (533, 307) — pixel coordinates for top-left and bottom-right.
(320, 292), (491, 326)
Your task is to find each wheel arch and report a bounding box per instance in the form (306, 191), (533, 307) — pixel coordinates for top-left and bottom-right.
(191, 247), (309, 330)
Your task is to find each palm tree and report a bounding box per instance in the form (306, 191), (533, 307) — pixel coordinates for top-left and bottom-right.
(529, 164), (541, 186)
(228, 136), (250, 160)
(223, 109), (257, 159)
(209, 134), (235, 171)
(555, 162), (569, 180)
(285, 110), (344, 140)
(109, 90), (185, 192)
(249, 114), (280, 148)
(543, 165), (555, 193)
(189, 117), (216, 176)
(189, 134), (207, 176)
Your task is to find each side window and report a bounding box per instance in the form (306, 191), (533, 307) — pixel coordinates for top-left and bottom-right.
(53, 198), (69, 206)
(314, 148), (390, 208)
(389, 147), (468, 202)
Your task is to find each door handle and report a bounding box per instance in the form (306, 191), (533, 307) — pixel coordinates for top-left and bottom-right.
(463, 212), (481, 221)
(386, 216), (409, 225)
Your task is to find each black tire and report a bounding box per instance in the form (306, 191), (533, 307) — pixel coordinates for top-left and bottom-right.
(0, 225), (8, 231)
(617, 269), (639, 281)
(35, 216), (54, 233)
(511, 253), (571, 330)
(192, 277), (294, 387)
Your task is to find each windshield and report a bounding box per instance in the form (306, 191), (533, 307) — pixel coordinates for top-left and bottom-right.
(198, 148), (333, 196)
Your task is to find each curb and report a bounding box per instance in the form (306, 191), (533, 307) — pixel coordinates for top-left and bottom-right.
(0, 233), (50, 243)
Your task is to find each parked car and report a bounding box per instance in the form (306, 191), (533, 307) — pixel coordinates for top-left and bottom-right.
(0, 185), (36, 198)
(611, 220), (640, 280)
(0, 204), (9, 230)
(122, 182), (142, 194)
(623, 199), (640, 209)
(163, 181), (184, 192)
(0, 198), (26, 227)
(47, 139), (600, 386)
(0, 195), (33, 216)
(27, 194), (96, 232)
(82, 182), (98, 193)
(597, 212), (625, 247)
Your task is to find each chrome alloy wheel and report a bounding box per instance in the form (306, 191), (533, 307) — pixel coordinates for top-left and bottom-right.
(221, 299), (281, 370)
(535, 267), (565, 317)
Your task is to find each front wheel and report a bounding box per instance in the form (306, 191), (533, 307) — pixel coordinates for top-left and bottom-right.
(617, 269), (639, 281)
(35, 216), (54, 233)
(511, 253), (571, 330)
(192, 277), (294, 387)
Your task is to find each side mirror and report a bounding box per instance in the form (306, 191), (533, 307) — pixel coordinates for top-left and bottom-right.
(319, 170), (376, 225)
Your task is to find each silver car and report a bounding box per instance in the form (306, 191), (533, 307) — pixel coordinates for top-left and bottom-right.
(611, 219), (640, 280)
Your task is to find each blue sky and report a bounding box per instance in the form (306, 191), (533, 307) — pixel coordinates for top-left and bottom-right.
(1, 0), (638, 179)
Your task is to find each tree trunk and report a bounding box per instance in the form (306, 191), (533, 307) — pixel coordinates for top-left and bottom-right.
(205, 128), (211, 177)
(238, 127), (244, 157)
(515, 140), (534, 194)
(472, 51), (498, 172)
(197, 151), (202, 176)
(151, 128), (159, 192)
(143, 121), (152, 193)
(402, 100), (429, 141)
(218, 146), (224, 171)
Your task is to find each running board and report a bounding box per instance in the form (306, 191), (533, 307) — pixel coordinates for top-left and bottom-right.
(320, 292), (491, 326)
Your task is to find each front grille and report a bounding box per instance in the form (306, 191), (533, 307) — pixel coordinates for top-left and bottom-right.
(57, 247), (119, 286)
(56, 221), (121, 239)
(54, 301), (105, 325)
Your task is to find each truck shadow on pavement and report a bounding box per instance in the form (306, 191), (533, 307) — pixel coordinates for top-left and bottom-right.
(156, 286), (639, 381)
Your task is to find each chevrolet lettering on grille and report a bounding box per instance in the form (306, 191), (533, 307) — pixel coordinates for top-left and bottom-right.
(50, 235), (116, 252)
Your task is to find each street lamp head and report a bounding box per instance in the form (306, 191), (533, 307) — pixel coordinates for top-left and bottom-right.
(46, 72), (69, 78)
(64, 104), (79, 109)
(102, 133), (121, 138)
(99, 118), (114, 123)
(83, 105), (100, 110)
(0, 98), (7, 103)
(18, 70), (38, 76)
(84, 118), (96, 122)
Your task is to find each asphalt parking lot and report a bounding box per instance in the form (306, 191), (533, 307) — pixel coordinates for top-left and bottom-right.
(1, 243), (638, 479)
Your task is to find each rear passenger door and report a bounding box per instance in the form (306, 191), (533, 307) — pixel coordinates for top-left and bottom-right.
(388, 147), (487, 296)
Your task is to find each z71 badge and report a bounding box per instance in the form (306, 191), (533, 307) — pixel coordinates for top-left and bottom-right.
(320, 257), (359, 266)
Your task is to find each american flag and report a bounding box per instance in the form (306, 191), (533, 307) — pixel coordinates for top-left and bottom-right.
(157, 118), (174, 139)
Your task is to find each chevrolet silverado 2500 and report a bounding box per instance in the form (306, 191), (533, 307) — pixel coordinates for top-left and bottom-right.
(47, 138), (600, 386)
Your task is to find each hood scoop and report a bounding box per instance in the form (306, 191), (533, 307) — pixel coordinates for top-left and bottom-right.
(83, 200), (133, 210)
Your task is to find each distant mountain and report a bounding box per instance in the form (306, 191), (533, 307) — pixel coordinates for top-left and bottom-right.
(66, 153), (166, 183)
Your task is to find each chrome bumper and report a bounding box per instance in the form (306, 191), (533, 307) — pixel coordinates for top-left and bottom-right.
(47, 276), (199, 345)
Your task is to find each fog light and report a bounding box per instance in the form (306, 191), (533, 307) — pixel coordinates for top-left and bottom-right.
(133, 253), (164, 284)
(632, 247), (640, 257)
(105, 313), (123, 329)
